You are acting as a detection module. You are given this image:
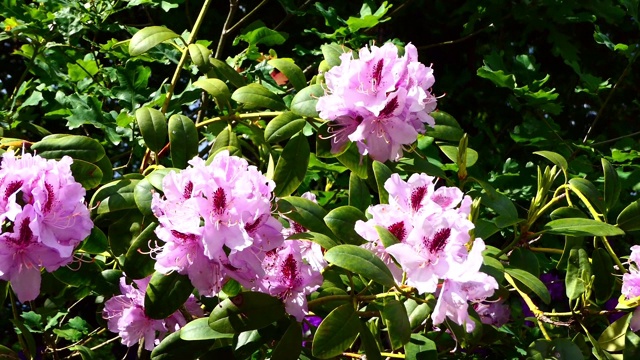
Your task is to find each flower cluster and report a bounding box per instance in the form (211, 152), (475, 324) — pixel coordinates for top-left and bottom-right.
(355, 173), (498, 332)
(0, 152), (93, 302)
(151, 152), (324, 322)
(102, 275), (203, 350)
(316, 42), (437, 162)
(622, 245), (640, 331)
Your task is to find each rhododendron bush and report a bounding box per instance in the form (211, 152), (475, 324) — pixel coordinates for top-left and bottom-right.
(2, 0), (640, 359)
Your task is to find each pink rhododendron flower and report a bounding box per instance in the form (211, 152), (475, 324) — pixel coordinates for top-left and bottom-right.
(316, 43), (437, 162)
(102, 276), (203, 350)
(0, 152), (93, 302)
(622, 245), (640, 331)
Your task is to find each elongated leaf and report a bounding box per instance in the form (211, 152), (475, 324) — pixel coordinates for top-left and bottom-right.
(534, 150), (568, 174)
(569, 178), (605, 214)
(208, 127), (238, 159)
(337, 143), (368, 179)
(424, 111), (463, 142)
(179, 318), (233, 341)
(565, 247), (591, 300)
(232, 83), (286, 110)
(321, 43), (349, 68)
(312, 303), (360, 358)
(372, 160), (392, 204)
(136, 107), (167, 153)
(510, 248), (540, 277)
(405, 299), (432, 330)
(617, 200), (640, 231)
(439, 145), (478, 167)
(476, 180), (519, 227)
(188, 43), (211, 70)
(133, 178), (154, 216)
(550, 206), (588, 220)
(382, 299), (411, 350)
(194, 78), (230, 107)
(287, 231), (338, 250)
(129, 26), (179, 56)
(404, 333), (437, 360)
(598, 313), (630, 352)
(349, 172), (371, 212)
(264, 112), (305, 143)
(359, 320), (382, 360)
(208, 292), (285, 333)
(277, 196), (333, 236)
(70, 159), (103, 190)
(375, 225), (399, 248)
(11, 319), (36, 360)
(505, 267), (551, 304)
(543, 218), (624, 237)
(0, 344), (19, 360)
(31, 135), (105, 162)
(592, 248), (615, 304)
(151, 330), (215, 360)
(290, 84), (323, 117)
(324, 244), (396, 287)
(481, 254), (505, 283)
(168, 114), (199, 169)
(602, 158), (621, 212)
(145, 271), (194, 319)
(147, 168), (176, 190)
(209, 58), (245, 88)
(124, 222), (158, 279)
(79, 227), (108, 254)
(271, 320), (302, 360)
(273, 133), (310, 197)
(268, 59), (306, 91)
(324, 206), (367, 245)
(92, 179), (139, 214)
(94, 151), (114, 184)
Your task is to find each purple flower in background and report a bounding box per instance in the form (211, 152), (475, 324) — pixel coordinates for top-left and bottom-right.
(475, 300), (511, 327)
(316, 43), (437, 162)
(0, 152), (93, 302)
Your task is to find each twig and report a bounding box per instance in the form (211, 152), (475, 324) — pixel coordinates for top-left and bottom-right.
(215, 0), (240, 59)
(417, 23), (495, 50)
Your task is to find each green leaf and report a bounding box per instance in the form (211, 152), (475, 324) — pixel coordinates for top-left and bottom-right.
(208, 127), (239, 159)
(404, 333), (438, 360)
(337, 143), (369, 179)
(133, 178), (154, 216)
(382, 299), (411, 350)
(31, 135), (105, 163)
(312, 303), (360, 359)
(290, 84), (323, 117)
(151, 330), (215, 360)
(405, 299), (433, 330)
(129, 26), (179, 56)
(94, 153), (114, 184)
(147, 168), (176, 190)
(569, 178), (605, 215)
(271, 320), (302, 360)
(168, 114), (199, 169)
(208, 292), (285, 333)
(321, 43), (349, 68)
(92, 179), (139, 214)
(565, 247), (591, 301)
(179, 318), (233, 341)
(476, 180), (519, 227)
(264, 112), (306, 143)
(543, 218), (625, 237)
(550, 206), (588, 220)
(144, 271), (194, 319)
(209, 58), (245, 88)
(477, 64), (516, 89)
(277, 196), (333, 236)
(424, 111), (463, 142)
(534, 150), (568, 174)
(602, 158), (621, 212)
(232, 83), (286, 110)
(188, 43), (211, 71)
(70, 159), (103, 190)
(69, 345), (95, 360)
(481, 254), (505, 283)
(375, 225), (399, 248)
(324, 206), (367, 245)
(598, 313), (630, 352)
(358, 320), (382, 360)
(625, 328), (640, 360)
(268, 59), (306, 91)
(592, 248), (615, 304)
(372, 160), (392, 204)
(136, 107), (167, 153)
(11, 319), (37, 360)
(194, 78), (231, 107)
(617, 200), (640, 231)
(324, 244), (396, 287)
(236, 25), (287, 46)
(505, 266), (551, 304)
(79, 227), (108, 254)
(273, 133), (310, 197)
(124, 222), (158, 279)
(509, 248), (540, 277)
(287, 231), (338, 250)
(349, 172), (371, 212)
(439, 145), (478, 167)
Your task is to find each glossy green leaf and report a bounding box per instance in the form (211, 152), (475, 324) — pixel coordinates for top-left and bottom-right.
(565, 247), (591, 300)
(349, 172), (371, 212)
(136, 107), (167, 153)
(358, 320), (382, 360)
(271, 320), (302, 360)
(321, 43), (349, 68)
(208, 127), (239, 160)
(598, 313), (630, 352)
(510, 248), (540, 277)
(557, 236), (583, 270)
(439, 145), (479, 167)
(79, 227), (108, 254)
(264, 112), (305, 143)
(124, 222), (158, 279)
(31, 135), (105, 162)
(424, 111), (463, 142)
(273, 133), (310, 197)
(624, 328), (640, 359)
(277, 196), (333, 236)
(543, 218), (624, 237)
(0, 344), (19, 360)
(617, 200), (640, 231)
(147, 168), (176, 190)
(208, 292), (285, 333)
(602, 158), (621, 212)
(70, 159), (103, 190)
(550, 206), (588, 220)
(52, 255), (102, 287)
(133, 178), (154, 216)
(287, 231), (338, 250)
(129, 26), (180, 56)
(476, 180), (519, 227)
(179, 318), (233, 341)
(168, 114), (199, 169)
(188, 43), (211, 71)
(481, 254), (505, 283)
(151, 330), (215, 360)
(534, 150), (568, 174)
(92, 179), (139, 214)
(405, 299), (432, 330)
(324, 206), (367, 245)
(569, 178), (605, 214)
(11, 319), (36, 360)
(312, 303), (360, 358)
(232, 83), (286, 110)
(315, 123), (349, 158)
(94, 153), (114, 184)
(375, 225), (400, 248)
(404, 333), (438, 360)
(382, 299), (411, 350)
(372, 160), (392, 204)
(324, 244), (396, 287)
(268, 58), (306, 91)
(337, 143), (369, 179)
(505, 266), (551, 304)
(290, 84), (323, 117)
(209, 58), (246, 88)
(194, 78), (230, 107)
(592, 248), (615, 304)
(236, 25), (287, 46)
(145, 271), (194, 319)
